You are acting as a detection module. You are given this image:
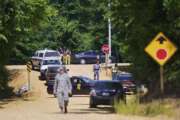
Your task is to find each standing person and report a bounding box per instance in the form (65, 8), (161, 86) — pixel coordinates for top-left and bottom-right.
(63, 52), (67, 65)
(58, 48), (63, 63)
(112, 63), (118, 80)
(93, 60), (100, 80)
(66, 49), (71, 65)
(53, 66), (72, 113)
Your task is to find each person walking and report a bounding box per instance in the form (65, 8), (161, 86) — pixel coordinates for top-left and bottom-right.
(53, 66), (72, 113)
(93, 60), (100, 80)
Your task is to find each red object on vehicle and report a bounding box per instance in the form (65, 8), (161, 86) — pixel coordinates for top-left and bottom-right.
(101, 44), (109, 54)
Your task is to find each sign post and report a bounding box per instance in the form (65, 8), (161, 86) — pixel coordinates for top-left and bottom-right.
(26, 62), (32, 91)
(101, 44), (110, 75)
(145, 32), (177, 96)
(101, 44), (110, 64)
(160, 66), (164, 95)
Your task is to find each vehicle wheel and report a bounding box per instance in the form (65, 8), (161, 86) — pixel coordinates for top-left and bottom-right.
(89, 97), (97, 108)
(47, 87), (53, 95)
(43, 69), (47, 80)
(80, 59), (86, 64)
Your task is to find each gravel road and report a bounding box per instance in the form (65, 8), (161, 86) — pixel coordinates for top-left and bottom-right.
(0, 65), (176, 120)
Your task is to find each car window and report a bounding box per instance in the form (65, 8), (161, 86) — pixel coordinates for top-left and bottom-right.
(72, 77), (84, 83)
(73, 78), (78, 83)
(84, 52), (91, 55)
(95, 82), (122, 89)
(45, 52), (59, 57)
(92, 51), (97, 55)
(39, 53), (44, 57)
(81, 77), (92, 83)
(43, 60), (60, 65)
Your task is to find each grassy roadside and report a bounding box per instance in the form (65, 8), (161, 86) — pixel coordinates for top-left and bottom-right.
(115, 95), (180, 119)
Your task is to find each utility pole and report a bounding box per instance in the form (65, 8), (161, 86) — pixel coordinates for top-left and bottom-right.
(108, 0), (112, 59)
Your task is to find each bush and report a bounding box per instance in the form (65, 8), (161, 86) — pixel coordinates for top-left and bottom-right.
(0, 66), (14, 99)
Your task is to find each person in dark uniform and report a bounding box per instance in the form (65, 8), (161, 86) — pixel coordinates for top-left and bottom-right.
(93, 60), (100, 80)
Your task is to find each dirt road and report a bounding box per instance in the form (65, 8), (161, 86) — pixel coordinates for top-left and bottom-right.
(0, 65), (176, 120)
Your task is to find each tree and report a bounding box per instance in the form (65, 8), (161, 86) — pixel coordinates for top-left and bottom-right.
(111, 0), (180, 96)
(0, 0), (51, 98)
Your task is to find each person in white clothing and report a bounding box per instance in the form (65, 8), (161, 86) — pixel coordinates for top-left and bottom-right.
(53, 66), (72, 113)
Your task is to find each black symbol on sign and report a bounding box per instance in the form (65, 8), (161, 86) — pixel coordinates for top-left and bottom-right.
(157, 36), (166, 44)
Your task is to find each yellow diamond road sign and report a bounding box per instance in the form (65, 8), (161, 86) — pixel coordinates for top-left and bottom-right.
(145, 32), (177, 66)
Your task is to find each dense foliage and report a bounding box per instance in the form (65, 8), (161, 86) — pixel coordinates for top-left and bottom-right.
(0, 0), (51, 97)
(111, 0), (180, 96)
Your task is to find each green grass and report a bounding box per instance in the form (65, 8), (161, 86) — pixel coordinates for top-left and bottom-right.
(115, 96), (174, 117)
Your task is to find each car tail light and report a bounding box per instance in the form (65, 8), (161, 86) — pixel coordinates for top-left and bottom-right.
(90, 89), (96, 96)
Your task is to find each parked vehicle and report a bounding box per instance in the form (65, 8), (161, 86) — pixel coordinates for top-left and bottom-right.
(31, 49), (60, 70)
(89, 80), (124, 108)
(71, 76), (96, 95)
(112, 72), (136, 95)
(46, 75), (95, 95)
(39, 57), (62, 80)
(45, 66), (60, 94)
(72, 50), (115, 64)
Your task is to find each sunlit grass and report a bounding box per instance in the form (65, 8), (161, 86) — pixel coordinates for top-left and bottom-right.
(115, 96), (174, 117)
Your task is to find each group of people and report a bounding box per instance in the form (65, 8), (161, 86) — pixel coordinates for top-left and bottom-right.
(58, 48), (71, 65)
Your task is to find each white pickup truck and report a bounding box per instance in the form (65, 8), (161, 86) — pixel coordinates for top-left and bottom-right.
(31, 49), (61, 70)
(39, 57), (62, 80)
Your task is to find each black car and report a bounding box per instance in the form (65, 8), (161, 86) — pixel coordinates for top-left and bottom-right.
(71, 76), (96, 95)
(46, 75), (95, 95)
(89, 80), (124, 108)
(72, 50), (115, 64)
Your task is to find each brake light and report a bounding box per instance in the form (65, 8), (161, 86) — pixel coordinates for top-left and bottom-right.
(90, 89), (96, 96)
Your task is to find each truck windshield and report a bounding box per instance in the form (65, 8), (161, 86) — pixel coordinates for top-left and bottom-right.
(43, 60), (60, 65)
(45, 52), (59, 57)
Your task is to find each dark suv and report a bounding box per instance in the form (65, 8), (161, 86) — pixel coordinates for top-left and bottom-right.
(89, 80), (124, 108)
(45, 66), (60, 94)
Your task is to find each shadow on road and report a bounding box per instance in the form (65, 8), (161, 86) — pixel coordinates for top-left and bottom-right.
(0, 99), (16, 109)
(72, 95), (89, 97)
(51, 106), (115, 115)
(70, 107), (115, 114)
